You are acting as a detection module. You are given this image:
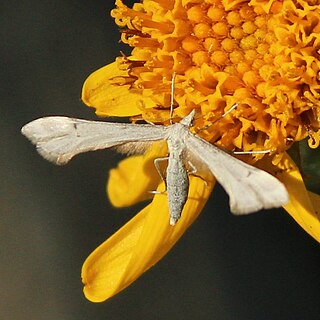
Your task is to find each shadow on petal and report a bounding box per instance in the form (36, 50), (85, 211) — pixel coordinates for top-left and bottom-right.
(308, 192), (320, 211)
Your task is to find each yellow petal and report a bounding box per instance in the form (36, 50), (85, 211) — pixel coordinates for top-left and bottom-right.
(81, 61), (155, 117)
(82, 176), (215, 302)
(272, 153), (320, 242)
(107, 142), (167, 207)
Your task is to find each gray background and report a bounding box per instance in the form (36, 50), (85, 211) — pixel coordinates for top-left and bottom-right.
(2, 1), (320, 319)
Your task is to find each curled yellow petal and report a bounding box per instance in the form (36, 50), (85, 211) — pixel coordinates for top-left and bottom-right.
(81, 61), (155, 117)
(273, 153), (320, 242)
(107, 142), (167, 207)
(82, 176), (215, 302)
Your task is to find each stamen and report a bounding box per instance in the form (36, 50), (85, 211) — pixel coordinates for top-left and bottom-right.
(305, 125), (320, 149)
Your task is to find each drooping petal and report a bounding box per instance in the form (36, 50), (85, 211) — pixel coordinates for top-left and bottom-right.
(82, 176), (215, 302)
(82, 61), (155, 117)
(107, 142), (167, 207)
(270, 153), (320, 242)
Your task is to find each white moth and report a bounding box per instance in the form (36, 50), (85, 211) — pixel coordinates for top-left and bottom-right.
(21, 109), (289, 225)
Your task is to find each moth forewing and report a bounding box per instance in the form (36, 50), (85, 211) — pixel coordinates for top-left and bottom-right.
(21, 116), (168, 165)
(21, 109), (289, 224)
(184, 131), (289, 214)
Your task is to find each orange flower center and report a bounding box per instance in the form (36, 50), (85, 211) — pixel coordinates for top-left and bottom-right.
(109, 0), (320, 156)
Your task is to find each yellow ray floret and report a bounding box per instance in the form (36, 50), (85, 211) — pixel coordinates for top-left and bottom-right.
(82, 176), (214, 302)
(82, 62), (156, 116)
(107, 142), (167, 207)
(271, 153), (320, 242)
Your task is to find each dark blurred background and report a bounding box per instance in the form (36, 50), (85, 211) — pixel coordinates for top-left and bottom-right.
(2, 1), (320, 319)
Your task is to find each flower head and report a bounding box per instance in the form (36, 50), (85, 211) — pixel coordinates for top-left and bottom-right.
(81, 0), (320, 302)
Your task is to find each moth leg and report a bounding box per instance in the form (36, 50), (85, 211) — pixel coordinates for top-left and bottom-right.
(149, 156), (169, 194)
(197, 103), (239, 133)
(187, 160), (197, 175)
(187, 161), (208, 186)
(232, 150), (271, 155)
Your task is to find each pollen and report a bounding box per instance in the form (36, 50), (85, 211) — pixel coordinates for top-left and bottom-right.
(108, 0), (319, 155)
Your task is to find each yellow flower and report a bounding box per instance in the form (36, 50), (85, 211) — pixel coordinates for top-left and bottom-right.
(81, 0), (320, 302)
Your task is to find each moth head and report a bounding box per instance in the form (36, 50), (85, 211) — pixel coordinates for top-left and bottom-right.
(180, 109), (195, 127)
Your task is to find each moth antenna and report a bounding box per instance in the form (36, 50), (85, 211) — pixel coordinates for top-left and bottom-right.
(195, 104), (272, 155)
(220, 102), (239, 119)
(197, 102), (239, 133)
(169, 72), (176, 124)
